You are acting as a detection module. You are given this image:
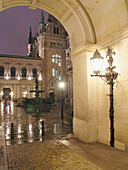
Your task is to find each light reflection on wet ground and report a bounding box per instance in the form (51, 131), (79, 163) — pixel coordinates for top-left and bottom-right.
(0, 101), (73, 146)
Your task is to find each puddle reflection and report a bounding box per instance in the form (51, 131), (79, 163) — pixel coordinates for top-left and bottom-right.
(0, 101), (73, 145)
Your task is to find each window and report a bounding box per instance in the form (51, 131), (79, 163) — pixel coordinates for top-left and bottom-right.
(32, 68), (37, 77)
(54, 42), (56, 48)
(56, 70), (58, 78)
(54, 27), (56, 34)
(54, 27), (59, 34)
(52, 58), (55, 63)
(50, 42), (53, 48)
(52, 68), (61, 80)
(0, 66), (4, 76)
(58, 72), (61, 80)
(22, 68), (27, 77)
(52, 68), (55, 76)
(60, 43), (63, 49)
(57, 43), (60, 49)
(57, 28), (59, 34)
(11, 67), (16, 77)
(52, 54), (61, 67)
(50, 42), (56, 48)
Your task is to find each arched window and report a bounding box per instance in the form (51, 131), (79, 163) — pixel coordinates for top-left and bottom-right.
(0, 66), (4, 76)
(22, 68), (27, 77)
(32, 68), (37, 77)
(11, 67), (16, 77)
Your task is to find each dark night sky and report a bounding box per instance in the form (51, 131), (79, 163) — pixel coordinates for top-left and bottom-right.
(0, 6), (48, 56)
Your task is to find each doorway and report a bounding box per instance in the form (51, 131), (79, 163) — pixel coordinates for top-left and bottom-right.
(2, 87), (11, 101)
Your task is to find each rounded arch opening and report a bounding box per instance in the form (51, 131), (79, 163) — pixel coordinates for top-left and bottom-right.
(0, 0), (96, 49)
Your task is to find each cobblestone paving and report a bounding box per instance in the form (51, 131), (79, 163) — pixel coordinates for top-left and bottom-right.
(0, 146), (6, 166)
(0, 102), (73, 146)
(1, 102), (102, 169)
(7, 140), (102, 170)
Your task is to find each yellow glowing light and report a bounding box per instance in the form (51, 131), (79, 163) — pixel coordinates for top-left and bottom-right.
(38, 75), (42, 81)
(5, 75), (10, 80)
(59, 82), (65, 88)
(23, 91), (27, 95)
(28, 76), (32, 80)
(17, 75), (21, 80)
(1, 91), (3, 96)
(90, 50), (104, 75)
(10, 92), (13, 96)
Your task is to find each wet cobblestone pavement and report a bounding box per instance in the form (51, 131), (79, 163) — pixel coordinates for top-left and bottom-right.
(7, 140), (101, 170)
(0, 101), (73, 145)
(0, 101), (102, 169)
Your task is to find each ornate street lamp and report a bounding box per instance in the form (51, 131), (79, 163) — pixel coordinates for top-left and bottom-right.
(90, 46), (118, 147)
(59, 81), (65, 119)
(90, 49), (104, 75)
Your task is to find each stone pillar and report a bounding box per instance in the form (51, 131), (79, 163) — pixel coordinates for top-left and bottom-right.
(14, 85), (17, 99)
(17, 84), (20, 99)
(72, 48), (98, 143)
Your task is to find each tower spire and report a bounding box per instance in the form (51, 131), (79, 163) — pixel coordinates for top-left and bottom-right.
(39, 10), (44, 26)
(29, 26), (32, 44)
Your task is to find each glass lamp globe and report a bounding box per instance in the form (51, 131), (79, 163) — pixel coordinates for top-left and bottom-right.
(59, 82), (64, 89)
(90, 50), (104, 75)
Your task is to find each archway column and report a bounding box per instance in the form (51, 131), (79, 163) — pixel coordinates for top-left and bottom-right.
(71, 44), (98, 143)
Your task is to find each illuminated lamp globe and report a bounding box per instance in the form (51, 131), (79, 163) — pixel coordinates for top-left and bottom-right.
(90, 50), (104, 75)
(59, 82), (64, 89)
(17, 75), (21, 80)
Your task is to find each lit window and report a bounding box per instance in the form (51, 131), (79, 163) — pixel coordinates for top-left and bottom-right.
(56, 70), (58, 76)
(55, 59), (58, 64)
(52, 58), (55, 62)
(58, 76), (61, 80)
(52, 68), (55, 77)
(52, 54), (61, 66)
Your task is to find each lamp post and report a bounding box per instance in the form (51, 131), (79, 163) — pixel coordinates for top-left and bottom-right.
(39, 71), (43, 98)
(59, 81), (65, 119)
(90, 46), (118, 147)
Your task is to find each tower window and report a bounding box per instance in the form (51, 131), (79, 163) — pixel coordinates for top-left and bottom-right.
(50, 42), (53, 48)
(52, 54), (61, 66)
(57, 28), (59, 34)
(54, 42), (56, 48)
(52, 68), (55, 76)
(54, 27), (56, 34)
(60, 43), (63, 49)
(57, 43), (60, 49)
(54, 27), (59, 34)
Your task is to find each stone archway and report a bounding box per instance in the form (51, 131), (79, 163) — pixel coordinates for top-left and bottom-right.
(0, 0), (128, 150)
